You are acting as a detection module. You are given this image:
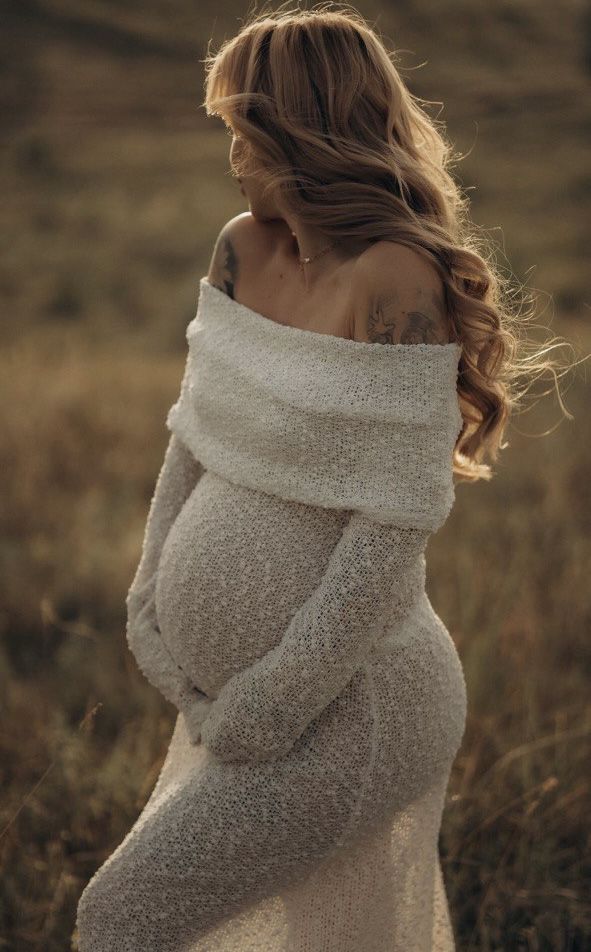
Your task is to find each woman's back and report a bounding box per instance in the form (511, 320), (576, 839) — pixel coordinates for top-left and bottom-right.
(208, 212), (451, 343)
(206, 210), (373, 339)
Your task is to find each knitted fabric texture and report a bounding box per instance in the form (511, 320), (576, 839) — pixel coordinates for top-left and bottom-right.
(76, 276), (468, 951)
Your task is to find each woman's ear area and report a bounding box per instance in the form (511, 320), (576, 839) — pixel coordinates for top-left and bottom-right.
(350, 242), (452, 346)
(229, 133), (243, 173)
(229, 130), (262, 185)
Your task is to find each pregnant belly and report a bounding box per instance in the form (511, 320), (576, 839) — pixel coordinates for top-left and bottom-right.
(154, 469), (350, 696)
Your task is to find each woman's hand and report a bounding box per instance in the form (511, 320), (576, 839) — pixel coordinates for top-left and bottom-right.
(180, 687), (214, 745)
(198, 666), (292, 763)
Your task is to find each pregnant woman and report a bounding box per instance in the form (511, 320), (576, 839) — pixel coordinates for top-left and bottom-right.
(75, 6), (558, 950)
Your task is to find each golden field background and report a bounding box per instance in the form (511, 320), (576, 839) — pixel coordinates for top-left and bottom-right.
(1, 1), (590, 949)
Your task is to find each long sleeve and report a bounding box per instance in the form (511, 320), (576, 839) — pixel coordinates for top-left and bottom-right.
(199, 512), (431, 763)
(125, 431), (212, 742)
(163, 280), (463, 760)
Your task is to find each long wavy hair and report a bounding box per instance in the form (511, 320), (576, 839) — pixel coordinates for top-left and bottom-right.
(202, 1), (576, 483)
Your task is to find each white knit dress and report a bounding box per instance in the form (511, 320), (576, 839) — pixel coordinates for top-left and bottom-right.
(76, 277), (467, 952)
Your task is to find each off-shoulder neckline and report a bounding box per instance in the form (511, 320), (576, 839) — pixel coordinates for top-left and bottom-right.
(199, 276), (462, 355)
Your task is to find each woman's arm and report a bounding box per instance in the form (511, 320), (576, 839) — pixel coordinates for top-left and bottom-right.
(125, 214), (246, 740)
(199, 512), (430, 762)
(125, 430), (212, 742)
(127, 432), (203, 599)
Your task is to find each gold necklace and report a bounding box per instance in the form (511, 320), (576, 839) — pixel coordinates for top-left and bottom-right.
(292, 233), (338, 270)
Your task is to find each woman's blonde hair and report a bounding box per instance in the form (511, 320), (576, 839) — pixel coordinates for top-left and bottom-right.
(203, 1), (577, 483)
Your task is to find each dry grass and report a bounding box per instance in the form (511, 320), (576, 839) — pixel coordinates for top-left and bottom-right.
(1, 0), (590, 949)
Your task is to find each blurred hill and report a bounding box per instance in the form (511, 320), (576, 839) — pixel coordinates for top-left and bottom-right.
(1, 2), (590, 949)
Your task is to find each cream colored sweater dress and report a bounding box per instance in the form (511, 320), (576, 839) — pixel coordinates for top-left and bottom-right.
(76, 277), (467, 952)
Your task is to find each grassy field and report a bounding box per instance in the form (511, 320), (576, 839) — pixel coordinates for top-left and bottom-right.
(1, 1), (590, 949)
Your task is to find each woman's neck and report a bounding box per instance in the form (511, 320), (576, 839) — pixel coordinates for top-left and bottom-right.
(281, 214), (367, 290)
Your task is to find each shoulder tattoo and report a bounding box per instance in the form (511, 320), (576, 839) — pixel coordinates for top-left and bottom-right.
(365, 286), (450, 345)
(209, 229), (239, 300)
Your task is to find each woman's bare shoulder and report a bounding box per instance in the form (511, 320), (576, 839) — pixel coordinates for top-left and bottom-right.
(206, 213), (280, 300)
(350, 241), (453, 345)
